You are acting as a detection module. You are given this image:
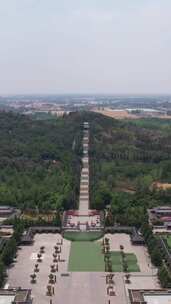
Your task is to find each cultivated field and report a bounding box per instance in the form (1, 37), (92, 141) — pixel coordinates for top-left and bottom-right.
(92, 108), (171, 120)
(92, 109), (138, 119)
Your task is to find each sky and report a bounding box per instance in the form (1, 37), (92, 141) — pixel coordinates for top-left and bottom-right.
(0, 0), (171, 95)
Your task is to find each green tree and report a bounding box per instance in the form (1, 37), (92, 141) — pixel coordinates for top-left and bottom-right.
(151, 248), (162, 266)
(0, 259), (5, 287)
(2, 238), (17, 266)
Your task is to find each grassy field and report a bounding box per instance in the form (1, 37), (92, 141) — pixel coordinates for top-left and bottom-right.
(126, 253), (140, 272)
(68, 241), (105, 271)
(110, 252), (140, 272)
(110, 252), (123, 272)
(64, 231), (104, 241)
(68, 242), (140, 272)
(165, 235), (171, 248)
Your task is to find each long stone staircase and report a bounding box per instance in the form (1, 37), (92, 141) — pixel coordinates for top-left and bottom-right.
(63, 122), (103, 233)
(79, 122), (89, 213)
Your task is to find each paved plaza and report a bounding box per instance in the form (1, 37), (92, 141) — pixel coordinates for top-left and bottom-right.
(7, 234), (70, 304)
(6, 232), (160, 304)
(105, 233), (154, 273)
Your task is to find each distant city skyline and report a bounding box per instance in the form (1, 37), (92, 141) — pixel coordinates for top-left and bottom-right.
(0, 0), (171, 95)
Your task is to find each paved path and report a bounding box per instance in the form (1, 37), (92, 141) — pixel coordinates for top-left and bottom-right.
(64, 122), (102, 230)
(79, 122), (89, 213)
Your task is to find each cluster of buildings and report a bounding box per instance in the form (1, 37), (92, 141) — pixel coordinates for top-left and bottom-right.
(0, 288), (32, 304)
(148, 206), (171, 232)
(128, 289), (171, 304)
(0, 206), (32, 304)
(0, 206), (18, 253)
(0, 206), (17, 223)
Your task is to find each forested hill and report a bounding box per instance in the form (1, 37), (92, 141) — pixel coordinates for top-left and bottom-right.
(1, 110), (171, 220)
(0, 111), (84, 210)
(88, 114), (171, 226)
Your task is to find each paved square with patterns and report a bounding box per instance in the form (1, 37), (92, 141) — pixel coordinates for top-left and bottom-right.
(7, 233), (160, 304)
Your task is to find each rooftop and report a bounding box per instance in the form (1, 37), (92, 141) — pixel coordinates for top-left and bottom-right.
(0, 289), (31, 304)
(0, 206), (13, 210)
(144, 293), (171, 304)
(0, 295), (15, 304)
(154, 206), (171, 211)
(129, 289), (171, 304)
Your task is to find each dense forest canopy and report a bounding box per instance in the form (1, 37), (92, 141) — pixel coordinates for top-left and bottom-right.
(0, 112), (84, 211)
(88, 114), (171, 226)
(0, 111), (171, 226)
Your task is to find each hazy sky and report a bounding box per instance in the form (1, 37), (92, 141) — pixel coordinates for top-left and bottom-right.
(0, 0), (171, 94)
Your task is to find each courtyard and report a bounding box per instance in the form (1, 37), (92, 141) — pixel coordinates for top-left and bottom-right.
(6, 233), (160, 304)
(105, 233), (153, 273)
(7, 234), (70, 304)
(68, 241), (140, 272)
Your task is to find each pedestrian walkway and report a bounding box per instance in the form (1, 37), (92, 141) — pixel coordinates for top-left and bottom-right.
(79, 122), (89, 213)
(63, 122), (103, 232)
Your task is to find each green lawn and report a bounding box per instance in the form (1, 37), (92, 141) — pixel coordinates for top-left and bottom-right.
(166, 235), (171, 248)
(64, 231), (104, 241)
(110, 252), (123, 272)
(110, 252), (140, 272)
(68, 242), (140, 272)
(126, 253), (140, 272)
(68, 241), (105, 271)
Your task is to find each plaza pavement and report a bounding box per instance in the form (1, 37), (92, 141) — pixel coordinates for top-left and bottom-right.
(7, 233), (160, 304)
(105, 233), (155, 273)
(7, 234), (70, 304)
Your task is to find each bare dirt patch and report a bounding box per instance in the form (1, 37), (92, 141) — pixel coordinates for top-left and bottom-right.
(92, 109), (138, 119)
(115, 187), (136, 194)
(92, 108), (171, 120)
(152, 182), (171, 191)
